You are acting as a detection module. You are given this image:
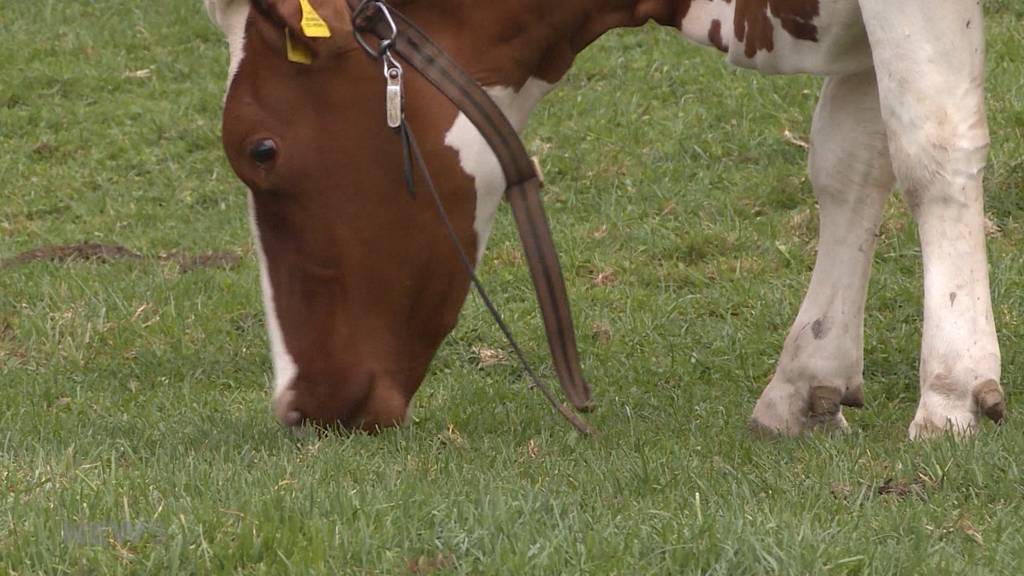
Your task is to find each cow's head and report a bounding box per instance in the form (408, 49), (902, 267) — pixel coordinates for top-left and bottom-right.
(207, 0), (684, 431)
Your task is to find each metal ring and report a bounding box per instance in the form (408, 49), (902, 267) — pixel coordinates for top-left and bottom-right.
(352, 1), (399, 59)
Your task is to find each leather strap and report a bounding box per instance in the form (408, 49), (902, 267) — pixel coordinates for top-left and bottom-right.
(347, 1), (595, 416)
(402, 122), (595, 435)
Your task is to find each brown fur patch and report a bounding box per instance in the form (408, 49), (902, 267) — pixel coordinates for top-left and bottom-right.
(811, 316), (827, 340)
(708, 19), (728, 52)
(840, 385), (865, 408)
(734, 0), (820, 58)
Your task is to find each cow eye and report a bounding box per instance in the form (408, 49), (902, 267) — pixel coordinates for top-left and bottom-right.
(249, 139), (278, 164)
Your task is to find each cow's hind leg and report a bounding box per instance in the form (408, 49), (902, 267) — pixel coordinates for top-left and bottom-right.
(860, 0), (1003, 439)
(750, 70), (893, 436)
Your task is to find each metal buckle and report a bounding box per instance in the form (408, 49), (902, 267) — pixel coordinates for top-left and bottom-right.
(352, 1), (404, 129)
(352, 1), (399, 58)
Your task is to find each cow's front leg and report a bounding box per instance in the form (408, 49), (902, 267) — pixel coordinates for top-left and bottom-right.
(861, 0), (1004, 439)
(750, 70), (894, 436)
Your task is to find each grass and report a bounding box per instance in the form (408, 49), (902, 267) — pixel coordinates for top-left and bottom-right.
(1, 1), (1023, 573)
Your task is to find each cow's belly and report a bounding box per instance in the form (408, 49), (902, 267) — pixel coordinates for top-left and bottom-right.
(679, 0), (872, 76)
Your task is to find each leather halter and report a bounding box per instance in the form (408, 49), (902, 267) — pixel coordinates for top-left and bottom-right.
(347, 0), (596, 434)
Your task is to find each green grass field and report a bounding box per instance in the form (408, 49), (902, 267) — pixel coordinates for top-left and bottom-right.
(2, 1), (1023, 573)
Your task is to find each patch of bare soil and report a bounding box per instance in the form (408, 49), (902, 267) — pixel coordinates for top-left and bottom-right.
(1, 243), (142, 268)
(830, 475), (939, 504)
(407, 552), (455, 574)
(0, 319), (27, 360)
(876, 478), (924, 499)
(1, 243), (242, 273)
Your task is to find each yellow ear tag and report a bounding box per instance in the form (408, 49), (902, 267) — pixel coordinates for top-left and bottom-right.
(298, 0), (331, 38)
(285, 28), (313, 64)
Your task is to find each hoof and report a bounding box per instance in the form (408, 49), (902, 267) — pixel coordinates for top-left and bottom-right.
(566, 378), (595, 413)
(749, 383), (845, 437)
(807, 385), (844, 429)
(974, 380), (1005, 424)
(748, 417), (785, 438)
(572, 398), (596, 413)
(840, 386), (865, 408)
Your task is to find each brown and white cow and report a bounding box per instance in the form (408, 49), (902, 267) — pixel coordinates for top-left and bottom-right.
(205, 0), (1004, 438)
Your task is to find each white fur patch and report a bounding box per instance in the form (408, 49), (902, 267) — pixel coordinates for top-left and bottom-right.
(247, 194), (299, 399)
(205, 0), (251, 89)
(443, 78), (555, 262)
(211, 2), (295, 395)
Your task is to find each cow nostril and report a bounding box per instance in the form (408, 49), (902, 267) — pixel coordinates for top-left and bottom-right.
(273, 388), (304, 428)
(281, 409), (303, 427)
(249, 139), (278, 164)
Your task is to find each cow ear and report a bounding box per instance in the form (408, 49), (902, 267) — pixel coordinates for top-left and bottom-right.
(250, 0), (353, 61)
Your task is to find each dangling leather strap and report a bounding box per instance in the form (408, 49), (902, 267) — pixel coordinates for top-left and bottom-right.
(348, 1), (594, 416)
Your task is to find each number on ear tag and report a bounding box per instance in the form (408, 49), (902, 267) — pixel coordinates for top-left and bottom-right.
(298, 0), (331, 38)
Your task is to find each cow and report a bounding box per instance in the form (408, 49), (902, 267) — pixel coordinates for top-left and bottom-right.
(204, 0), (1005, 438)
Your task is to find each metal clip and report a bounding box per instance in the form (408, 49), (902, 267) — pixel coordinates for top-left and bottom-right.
(384, 55), (403, 129)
